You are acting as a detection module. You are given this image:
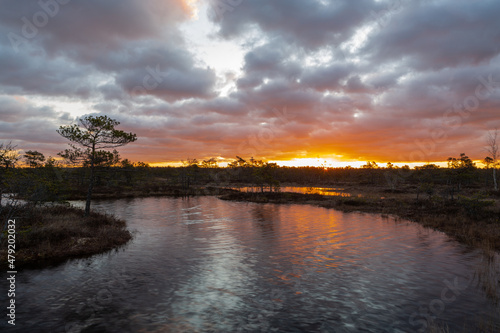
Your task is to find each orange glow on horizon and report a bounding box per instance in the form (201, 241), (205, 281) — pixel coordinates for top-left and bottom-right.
(148, 158), (458, 169)
(269, 158), (450, 169)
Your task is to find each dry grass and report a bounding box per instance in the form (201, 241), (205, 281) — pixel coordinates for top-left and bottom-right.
(474, 249), (500, 305)
(427, 314), (500, 333)
(0, 204), (132, 267)
(427, 321), (451, 333)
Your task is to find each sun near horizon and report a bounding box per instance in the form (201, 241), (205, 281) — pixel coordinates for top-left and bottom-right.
(147, 157), (458, 169)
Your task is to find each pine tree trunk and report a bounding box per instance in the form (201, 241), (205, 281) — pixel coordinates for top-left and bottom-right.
(85, 147), (96, 217)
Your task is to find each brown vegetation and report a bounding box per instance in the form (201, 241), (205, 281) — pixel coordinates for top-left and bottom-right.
(0, 205), (132, 268)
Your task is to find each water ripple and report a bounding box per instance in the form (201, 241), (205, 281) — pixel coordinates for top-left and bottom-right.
(1, 196), (498, 332)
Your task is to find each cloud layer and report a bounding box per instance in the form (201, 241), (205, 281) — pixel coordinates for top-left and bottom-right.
(1, 0), (499, 164)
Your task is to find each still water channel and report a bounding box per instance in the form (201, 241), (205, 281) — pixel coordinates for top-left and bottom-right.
(1, 196), (499, 332)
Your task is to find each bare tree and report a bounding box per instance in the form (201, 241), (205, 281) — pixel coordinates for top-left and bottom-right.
(0, 142), (20, 169)
(486, 129), (498, 191)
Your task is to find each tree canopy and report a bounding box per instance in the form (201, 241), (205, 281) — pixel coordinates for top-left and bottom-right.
(57, 115), (137, 216)
(57, 115), (137, 151)
(0, 142), (20, 169)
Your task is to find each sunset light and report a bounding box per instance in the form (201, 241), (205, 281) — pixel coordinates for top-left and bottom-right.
(1, 1), (499, 167)
(2, 1), (500, 331)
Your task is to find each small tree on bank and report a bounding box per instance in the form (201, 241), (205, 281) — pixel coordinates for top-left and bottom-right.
(57, 115), (137, 216)
(447, 153), (475, 194)
(0, 142), (21, 207)
(486, 129), (498, 191)
(0, 142), (20, 169)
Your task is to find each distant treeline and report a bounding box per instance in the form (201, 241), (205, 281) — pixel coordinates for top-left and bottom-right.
(1, 151), (498, 205)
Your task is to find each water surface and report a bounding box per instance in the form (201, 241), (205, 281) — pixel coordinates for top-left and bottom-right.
(1, 196), (498, 332)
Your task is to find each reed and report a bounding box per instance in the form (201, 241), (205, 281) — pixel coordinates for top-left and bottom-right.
(0, 204), (132, 267)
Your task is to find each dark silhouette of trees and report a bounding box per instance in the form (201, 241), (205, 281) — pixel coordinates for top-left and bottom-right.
(447, 153), (476, 196)
(362, 161), (378, 169)
(0, 142), (20, 207)
(23, 150), (45, 168)
(0, 142), (20, 169)
(57, 115), (137, 216)
(83, 149), (120, 168)
(201, 158), (218, 168)
(1, 145), (65, 207)
(254, 162), (280, 192)
(483, 156), (494, 168)
(179, 158), (201, 189)
(225, 156), (281, 192)
(228, 156), (247, 168)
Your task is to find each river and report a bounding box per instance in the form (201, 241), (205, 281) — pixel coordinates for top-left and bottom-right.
(1, 196), (499, 332)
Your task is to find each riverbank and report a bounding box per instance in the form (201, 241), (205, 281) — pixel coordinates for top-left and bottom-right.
(0, 205), (132, 268)
(219, 189), (500, 253)
(64, 184), (237, 200)
(62, 181), (500, 252)
(7, 182), (499, 267)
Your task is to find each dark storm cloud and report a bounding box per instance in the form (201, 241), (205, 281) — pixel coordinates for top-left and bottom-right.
(116, 60), (216, 101)
(0, 96), (72, 156)
(0, 0), (215, 102)
(0, 45), (96, 98)
(301, 63), (355, 92)
(209, 0), (382, 49)
(236, 40), (302, 89)
(0, 96), (59, 123)
(0, 0), (187, 50)
(361, 0), (500, 70)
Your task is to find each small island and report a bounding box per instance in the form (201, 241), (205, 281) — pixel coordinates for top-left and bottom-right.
(0, 204), (131, 268)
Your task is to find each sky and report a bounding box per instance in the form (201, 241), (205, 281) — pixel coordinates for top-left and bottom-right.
(0, 0), (499, 167)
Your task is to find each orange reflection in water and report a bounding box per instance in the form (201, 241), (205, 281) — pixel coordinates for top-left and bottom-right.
(235, 186), (352, 197)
